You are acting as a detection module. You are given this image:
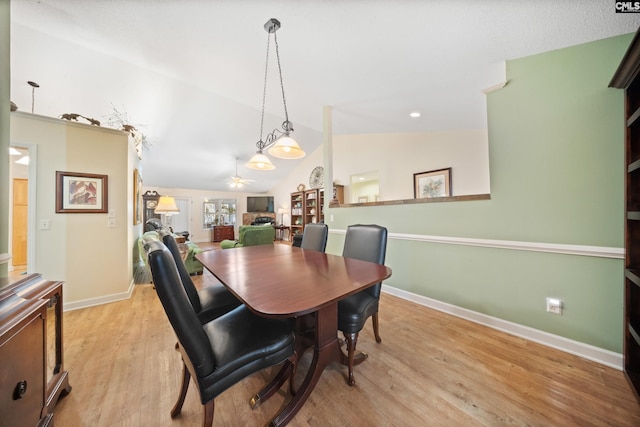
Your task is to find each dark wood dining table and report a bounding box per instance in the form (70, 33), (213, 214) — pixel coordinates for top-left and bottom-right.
(196, 244), (392, 426)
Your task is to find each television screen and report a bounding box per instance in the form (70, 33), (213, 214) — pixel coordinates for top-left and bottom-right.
(247, 196), (274, 213)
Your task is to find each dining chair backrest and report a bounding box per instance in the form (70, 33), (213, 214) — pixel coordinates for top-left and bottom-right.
(300, 223), (329, 252)
(161, 233), (202, 313)
(342, 224), (388, 298)
(146, 240), (215, 378)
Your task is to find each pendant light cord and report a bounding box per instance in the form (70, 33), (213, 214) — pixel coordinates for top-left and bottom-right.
(273, 31), (290, 127)
(258, 30), (271, 146)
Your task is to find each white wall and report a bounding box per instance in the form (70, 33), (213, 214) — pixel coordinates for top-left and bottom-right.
(333, 129), (490, 200)
(269, 129), (490, 223)
(10, 112), (135, 308)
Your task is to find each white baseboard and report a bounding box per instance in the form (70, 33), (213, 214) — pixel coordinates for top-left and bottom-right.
(63, 279), (136, 312)
(382, 284), (623, 370)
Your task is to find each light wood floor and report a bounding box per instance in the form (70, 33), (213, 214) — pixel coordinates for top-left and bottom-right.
(53, 270), (640, 426)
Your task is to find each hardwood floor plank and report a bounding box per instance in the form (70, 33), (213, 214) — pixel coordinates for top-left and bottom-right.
(52, 274), (640, 426)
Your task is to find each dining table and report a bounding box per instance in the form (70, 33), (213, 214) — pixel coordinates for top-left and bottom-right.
(196, 244), (392, 426)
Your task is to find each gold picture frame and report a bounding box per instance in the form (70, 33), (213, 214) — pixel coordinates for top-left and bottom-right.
(133, 168), (143, 225)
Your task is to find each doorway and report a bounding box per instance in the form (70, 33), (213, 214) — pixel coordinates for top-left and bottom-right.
(8, 146), (30, 276)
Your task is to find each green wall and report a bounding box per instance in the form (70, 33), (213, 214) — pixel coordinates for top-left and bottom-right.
(326, 34), (632, 352)
(0, 0), (10, 279)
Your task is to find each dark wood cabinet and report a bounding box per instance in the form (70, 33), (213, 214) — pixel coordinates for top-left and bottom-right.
(0, 274), (71, 425)
(211, 225), (234, 242)
(610, 28), (640, 403)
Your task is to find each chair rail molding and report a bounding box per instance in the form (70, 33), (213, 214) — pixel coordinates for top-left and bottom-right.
(328, 229), (624, 259)
(0, 253), (10, 264)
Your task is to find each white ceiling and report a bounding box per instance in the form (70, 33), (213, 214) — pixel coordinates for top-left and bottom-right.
(9, 1), (640, 192)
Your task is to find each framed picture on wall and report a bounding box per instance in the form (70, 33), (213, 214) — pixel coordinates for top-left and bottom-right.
(413, 168), (451, 199)
(133, 168), (142, 225)
(56, 171), (108, 213)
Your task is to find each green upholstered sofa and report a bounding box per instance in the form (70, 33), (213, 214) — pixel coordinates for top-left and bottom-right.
(139, 230), (204, 275)
(220, 225), (275, 249)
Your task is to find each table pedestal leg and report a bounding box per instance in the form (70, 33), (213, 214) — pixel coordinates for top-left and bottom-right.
(270, 304), (340, 427)
(250, 355), (295, 409)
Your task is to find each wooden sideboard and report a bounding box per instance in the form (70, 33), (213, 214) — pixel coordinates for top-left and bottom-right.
(0, 274), (71, 426)
(211, 225), (234, 242)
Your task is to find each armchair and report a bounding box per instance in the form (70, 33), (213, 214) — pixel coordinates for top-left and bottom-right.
(220, 225), (275, 249)
(139, 231), (203, 276)
(145, 218), (189, 241)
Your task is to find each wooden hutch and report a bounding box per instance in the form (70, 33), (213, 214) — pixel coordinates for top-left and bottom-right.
(290, 185), (343, 236)
(0, 274), (71, 426)
(610, 28), (640, 403)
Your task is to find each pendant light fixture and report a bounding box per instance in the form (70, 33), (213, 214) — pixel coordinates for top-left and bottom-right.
(246, 18), (305, 171)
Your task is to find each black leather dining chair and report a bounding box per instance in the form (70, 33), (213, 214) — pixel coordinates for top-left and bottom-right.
(300, 223), (329, 252)
(338, 224), (388, 386)
(161, 233), (241, 324)
(146, 240), (296, 427)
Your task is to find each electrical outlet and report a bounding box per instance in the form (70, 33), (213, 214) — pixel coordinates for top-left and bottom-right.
(546, 297), (563, 315)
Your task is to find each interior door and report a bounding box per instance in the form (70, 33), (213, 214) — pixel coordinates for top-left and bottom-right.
(12, 178), (28, 266)
(171, 198), (191, 233)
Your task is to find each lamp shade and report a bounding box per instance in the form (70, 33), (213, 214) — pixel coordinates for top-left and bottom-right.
(267, 135), (305, 159)
(155, 196), (179, 215)
(246, 151), (276, 170)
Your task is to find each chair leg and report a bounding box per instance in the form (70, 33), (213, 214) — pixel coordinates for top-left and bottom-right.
(202, 400), (214, 427)
(171, 362), (191, 418)
(344, 332), (359, 386)
(372, 312), (382, 343)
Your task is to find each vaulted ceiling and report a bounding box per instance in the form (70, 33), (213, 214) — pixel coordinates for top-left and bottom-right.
(9, 1), (640, 192)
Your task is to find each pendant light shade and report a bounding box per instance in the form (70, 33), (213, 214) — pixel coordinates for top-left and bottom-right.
(246, 151), (276, 170)
(267, 135), (305, 159)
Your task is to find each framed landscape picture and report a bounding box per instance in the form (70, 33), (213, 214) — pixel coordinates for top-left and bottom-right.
(56, 171), (108, 213)
(413, 168), (451, 199)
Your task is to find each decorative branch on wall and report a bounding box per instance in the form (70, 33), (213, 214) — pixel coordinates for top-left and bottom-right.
(106, 105), (151, 159)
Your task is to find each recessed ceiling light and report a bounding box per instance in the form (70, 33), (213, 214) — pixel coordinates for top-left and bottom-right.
(409, 112), (421, 118)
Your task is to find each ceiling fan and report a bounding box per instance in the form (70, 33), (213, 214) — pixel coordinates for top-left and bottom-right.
(227, 158), (254, 189)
